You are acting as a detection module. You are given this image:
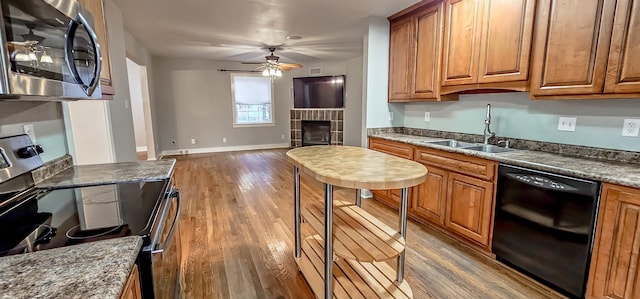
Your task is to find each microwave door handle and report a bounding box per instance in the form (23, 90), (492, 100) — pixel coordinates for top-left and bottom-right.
(76, 13), (102, 96)
(152, 189), (181, 254)
(64, 19), (82, 87)
(64, 14), (102, 96)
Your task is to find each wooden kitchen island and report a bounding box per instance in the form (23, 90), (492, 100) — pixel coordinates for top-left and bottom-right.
(287, 146), (428, 299)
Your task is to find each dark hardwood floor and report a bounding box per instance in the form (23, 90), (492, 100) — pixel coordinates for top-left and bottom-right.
(169, 149), (563, 299)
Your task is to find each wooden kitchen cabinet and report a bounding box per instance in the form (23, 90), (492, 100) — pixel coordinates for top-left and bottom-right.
(389, 1), (454, 102)
(530, 0), (640, 99)
(441, 0), (535, 93)
(445, 172), (495, 247)
(587, 183), (640, 299)
(411, 165), (448, 226)
(388, 17), (414, 101)
(368, 138), (413, 209)
(80, 0), (115, 96)
(120, 264), (142, 299)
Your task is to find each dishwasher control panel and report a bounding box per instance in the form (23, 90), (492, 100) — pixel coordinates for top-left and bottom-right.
(512, 174), (572, 190)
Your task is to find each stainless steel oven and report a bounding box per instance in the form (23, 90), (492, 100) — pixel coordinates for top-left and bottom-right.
(0, 0), (102, 100)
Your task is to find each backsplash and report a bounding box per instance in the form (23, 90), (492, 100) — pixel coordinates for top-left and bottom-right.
(368, 127), (640, 164)
(403, 92), (640, 152)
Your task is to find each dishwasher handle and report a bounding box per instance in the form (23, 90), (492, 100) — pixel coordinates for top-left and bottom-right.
(152, 189), (181, 254)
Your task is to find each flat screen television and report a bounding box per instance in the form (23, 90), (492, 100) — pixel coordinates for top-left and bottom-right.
(293, 75), (345, 108)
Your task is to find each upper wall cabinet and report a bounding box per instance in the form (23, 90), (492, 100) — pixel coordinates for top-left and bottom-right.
(441, 0), (535, 94)
(389, 1), (456, 102)
(530, 0), (640, 99)
(80, 0), (115, 97)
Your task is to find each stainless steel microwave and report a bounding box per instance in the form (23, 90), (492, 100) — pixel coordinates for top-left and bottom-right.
(0, 0), (102, 100)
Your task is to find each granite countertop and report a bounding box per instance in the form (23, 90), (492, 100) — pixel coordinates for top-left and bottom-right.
(370, 133), (640, 189)
(287, 145), (427, 189)
(0, 236), (142, 299)
(36, 159), (176, 189)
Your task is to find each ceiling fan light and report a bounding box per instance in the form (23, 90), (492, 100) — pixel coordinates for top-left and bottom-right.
(29, 52), (37, 61)
(275, 69), (282, 77)
(40, 53), (53, 63)
(269, 68), (276, 76)
(262, 69), (269, 76)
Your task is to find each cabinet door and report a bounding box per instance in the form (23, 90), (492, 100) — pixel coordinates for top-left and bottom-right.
(445, 172), (494, 246)
(411, 165), (448, 225)
(604, 0), (640, 93)
(412, 2), (445, 99)
(588, 184), (640, 299)
(80, 0), (115, 95)
(120, 264), (142, 299)
(389, 17), (415, 101)
(530, 0), (617, 96)
(477, 0), (535, 83)
(442, 0), (483, 86)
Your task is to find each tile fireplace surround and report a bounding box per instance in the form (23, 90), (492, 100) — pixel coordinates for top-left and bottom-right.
(290, 109), (343, 147)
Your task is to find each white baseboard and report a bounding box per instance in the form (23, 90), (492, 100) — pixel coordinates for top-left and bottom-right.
(161, 143), (290, 156)
(136, 146), (148, 152)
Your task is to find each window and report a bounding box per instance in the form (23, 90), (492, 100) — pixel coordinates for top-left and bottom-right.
(231, 74), (274, 127)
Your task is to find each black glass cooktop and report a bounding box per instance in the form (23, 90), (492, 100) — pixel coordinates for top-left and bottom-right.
(0, 180), (168, 257)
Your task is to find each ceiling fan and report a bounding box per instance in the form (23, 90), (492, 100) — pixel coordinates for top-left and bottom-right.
(242, 47), (303, 77)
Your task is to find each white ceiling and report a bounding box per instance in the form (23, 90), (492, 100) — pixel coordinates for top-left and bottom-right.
(113, 0), (419, 64)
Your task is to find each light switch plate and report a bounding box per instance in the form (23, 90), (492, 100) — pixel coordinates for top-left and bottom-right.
(424, 112), (430, 122)
(622, 119), (640, 137)
(557, 117), (577, 132)
(388, 112), (394, 121)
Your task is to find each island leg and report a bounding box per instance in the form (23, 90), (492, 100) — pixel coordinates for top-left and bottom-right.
(397, 187), (409, 283)
(294, 166), (301, 258)
(324, 183), (334, 299)
(355, 189), (362, 207)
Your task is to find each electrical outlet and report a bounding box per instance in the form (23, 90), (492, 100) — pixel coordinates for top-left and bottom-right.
(424, 112), (431, 122)
(557, 117), (577, 132)
(388, 112), (394, 121)
(281, 134), (285, 140)
(622, 119), (640, 137)
(223, 137), (227, 143)
(191, 138), (196, 144)
(23, 124), (36, 142)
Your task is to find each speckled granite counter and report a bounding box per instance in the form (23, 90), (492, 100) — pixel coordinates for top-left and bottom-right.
(370, 133), (640, 189)
(36, 159), (176, 189)
(287, 145), (427, 189)
(0, 236), (142, 299)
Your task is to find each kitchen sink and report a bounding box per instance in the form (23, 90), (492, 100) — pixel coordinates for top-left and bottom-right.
(464, 144), (516, 154)
(425, 140), (476, 148)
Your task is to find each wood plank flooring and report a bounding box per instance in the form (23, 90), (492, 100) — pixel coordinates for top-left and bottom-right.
(168, 149), (564, 299)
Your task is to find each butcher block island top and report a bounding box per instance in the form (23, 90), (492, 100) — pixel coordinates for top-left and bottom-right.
(286, 145), (427, 190)
(287, 145), (427, 299)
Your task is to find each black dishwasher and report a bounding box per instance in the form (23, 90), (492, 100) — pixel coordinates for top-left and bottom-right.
(493, 164), (600, 299)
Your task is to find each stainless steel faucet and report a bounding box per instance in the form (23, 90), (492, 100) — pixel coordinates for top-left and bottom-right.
(483, 104), (495, 144)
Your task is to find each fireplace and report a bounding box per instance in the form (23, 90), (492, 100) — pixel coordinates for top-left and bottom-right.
(302, 120), (331, 146)
(290, 109), (343, 147)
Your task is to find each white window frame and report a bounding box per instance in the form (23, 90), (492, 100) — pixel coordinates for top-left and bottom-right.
(230, 73), (275, 128)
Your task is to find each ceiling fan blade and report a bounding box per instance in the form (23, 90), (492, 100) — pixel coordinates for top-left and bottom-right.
(241, 62), (265, 65)
(279, 63), (303, 69)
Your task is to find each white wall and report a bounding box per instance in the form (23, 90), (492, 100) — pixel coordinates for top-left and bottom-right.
(404, 93), (640, 151)
(0, 102), (67, 162)
(364, 17), (404, 131)
(124, 30), (159, 157)
(126, 58), (147, 150)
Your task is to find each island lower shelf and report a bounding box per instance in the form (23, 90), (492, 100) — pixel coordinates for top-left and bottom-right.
(302, 200), (406, 262)
(296, 234), (413, 299)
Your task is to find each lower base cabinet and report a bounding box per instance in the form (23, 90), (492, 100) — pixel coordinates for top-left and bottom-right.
(444, 172), (494, 247)
(588, 183), (640, 299)
(369, 137), (497, 251)
(120, 264), (142, 299)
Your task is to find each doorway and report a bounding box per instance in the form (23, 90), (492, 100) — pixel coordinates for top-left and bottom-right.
(126, 57), (156, 160)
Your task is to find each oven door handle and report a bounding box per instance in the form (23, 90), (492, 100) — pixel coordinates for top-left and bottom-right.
(152, 189), (180, 254)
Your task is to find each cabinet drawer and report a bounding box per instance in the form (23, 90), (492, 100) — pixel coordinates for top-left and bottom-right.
(414, 147), (496, 181)
(369, 138), (413, 159)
